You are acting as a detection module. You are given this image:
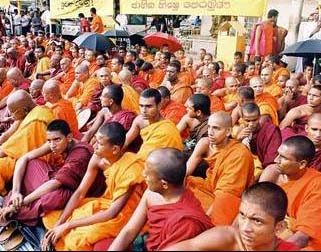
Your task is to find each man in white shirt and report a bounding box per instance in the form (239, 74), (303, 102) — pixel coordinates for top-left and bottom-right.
(13, 9), (22, 36)
(21, 10), (31, 36)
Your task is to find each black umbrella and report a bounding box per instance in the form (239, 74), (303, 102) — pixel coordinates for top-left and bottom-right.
(129, 32), (146, 46)
(73, 32), (115, 52)
(103, 29), (130, 38)
(281, 39), (321, 75)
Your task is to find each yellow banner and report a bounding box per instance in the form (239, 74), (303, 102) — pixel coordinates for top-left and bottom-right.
(50, 0), (114, 19)
(0, 0), (10, 8)
(120, 0), (266, 17)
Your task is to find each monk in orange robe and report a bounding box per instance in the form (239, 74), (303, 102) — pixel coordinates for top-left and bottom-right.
(187, 112), (254, 225)
(90, 8), (104, 33)
(124, 88), (183, 160)
(161, 61), (193, 105)
(41, 122), (146, 251)
(165, 182), (299, 251)
(268, 55), (290, 84)
(250, 76), (279, 125)
(109, 148), (213, 251)
(149, 68), (166, 89)
(261, 67), (283, 98)
(0, 90), (54, 194)
(158, 86), (186, 125)
(43, 80), (81, 139)
(195, 78), (225, 112)
(66, 64), (100, 112)
(0, 69), (13, 102)
(139, 46), (154, 63)
(52, 58), (75, 95)
(272, 136), (321, 250)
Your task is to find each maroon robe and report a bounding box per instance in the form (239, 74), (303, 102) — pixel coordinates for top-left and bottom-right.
(310, 149), (321, 171)
(287, 94), (307, 111)
(3, 142), (105, 226)
(211, 76), (225, 92)
(104, 109), (136, 132)
(33, 95), (46, 106)
(146, 190), (213, 251)
(251, 119), (282, 168)
(281, 116), (308, 141)
(87, 84), (103, 115)
(131, 75), (149, 92)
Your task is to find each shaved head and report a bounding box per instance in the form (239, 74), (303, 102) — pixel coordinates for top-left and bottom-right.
(7, 90), (35, 119)
(225, 76), (238, 88)
(147, 148), (186, 186)
(30, 79), (45, 90)
(6, 67), (24, 87)
(75, 63), (89, 74)
(198, 78), (212, 89)
(118, 69), (132, 82)
(209, 111), (232, 128)
(42, 79), (62, 102)
(306, 113), (321, 148)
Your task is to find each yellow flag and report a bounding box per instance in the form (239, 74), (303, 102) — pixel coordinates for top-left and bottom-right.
(120, 0), (267, 17)
(50, 0), (114, 19)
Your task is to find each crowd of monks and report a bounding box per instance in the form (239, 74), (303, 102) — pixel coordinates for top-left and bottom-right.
(0, 30), (320, 251)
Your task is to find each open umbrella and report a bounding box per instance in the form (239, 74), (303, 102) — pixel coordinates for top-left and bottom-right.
(281, 39), (321, 75)
(103, 29), (130, 38)
(129, 32), (146, 46)
(73, 32), (115, 52)
(144, 32), (182, 52)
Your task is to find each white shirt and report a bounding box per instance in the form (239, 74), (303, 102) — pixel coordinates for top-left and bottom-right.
(21, 15), (31, 27)
(41, 10), (51, 26)
(13, 14), (21, 26)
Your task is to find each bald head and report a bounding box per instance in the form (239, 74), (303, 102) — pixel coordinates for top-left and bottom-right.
(7, 90), (35, 119)
(118, 69), (132, 83)
(209, 111), (232, 128)
(285, 78), (299, 93)
(30, 79), (45, 90)
(147, 148), (187, 187)
(7, 67), (24, 87)
(306, 113), (321, 148)
(225, 76), (238, 86)
(75, 64), (89, 74)
(42, 79), (62, 103)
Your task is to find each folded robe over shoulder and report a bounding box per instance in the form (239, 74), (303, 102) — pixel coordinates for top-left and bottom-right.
(46, 152), (146, 251)
(187, 139), (254, 226)
(282, 168), (321, 250)
(147, 189), (213, 251)
(137, 120), (183, 161)
(0, 106), (54, 193)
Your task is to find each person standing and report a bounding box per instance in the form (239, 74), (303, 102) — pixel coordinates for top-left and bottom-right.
(13, 9), (22, 36)
(90, 7), (104, 34)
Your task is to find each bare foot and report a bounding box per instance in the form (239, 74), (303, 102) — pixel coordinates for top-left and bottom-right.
(0, 205), (17, 226)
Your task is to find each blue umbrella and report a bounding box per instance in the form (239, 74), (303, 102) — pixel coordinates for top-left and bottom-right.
(73, 32), (115, 52)
(281, 39), (321, 57)
(103, 29), (129, 38)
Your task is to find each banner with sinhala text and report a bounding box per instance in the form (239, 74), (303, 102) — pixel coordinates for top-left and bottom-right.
(120, 0), (267, 17)
(50, 0), (114, 19)
(0, 0), (10, 8)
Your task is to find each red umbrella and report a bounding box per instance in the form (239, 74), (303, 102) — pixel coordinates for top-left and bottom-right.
(144, 32), (182, 52)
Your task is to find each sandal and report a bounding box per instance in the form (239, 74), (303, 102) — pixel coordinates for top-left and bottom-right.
(0, 222), (17, 244)
(3, 229), (24, 251)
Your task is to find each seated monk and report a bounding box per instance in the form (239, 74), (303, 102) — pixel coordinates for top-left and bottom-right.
(110, 56), (123, 85)
(118, 69), (141, 94)
(66, 64), (100, 112)
(213, 76), (239, 112)
(270, 136), (321, 250)
(164, 182), (299, 251)
(0, 68), (13, 102)
(124, 88), (183, 161)
(0, 90), (54, 194)
(29, 79), (46, 105)
(41, 122), (146, 251)
(195, 78), (225, 112)
(260, 113), (321, 182)
(250, 77), (279, 125)
(84, 49), (99, 76)
(123, 62), (149, 93)
(269, 55), (290, 84)
(42, 80), (81, 140)
(157, 86), (186, 125)
(51, 57), (75, 95)
(235, 103), (282, 179)
(142, 62), (165, 89)
(261, 67), (283, 99)
(82, 84), (136, 145)
(280, 85), (321, 140)
(161, 61), (193, 105)
(139, 46), (154, 62)
(181, 56), (196, 85)
(177, 94), (210, 155)
(278, 78), (307, 120)
(0, 119), (94, 226)
(108, 148), (213, 251)
(187, 112), (254, 225)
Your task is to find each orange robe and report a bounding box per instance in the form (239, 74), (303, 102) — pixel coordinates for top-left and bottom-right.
(0, 106), (54, 193)
(121, 84), (140, 114)
(210, 95), (225, 112)
(264, 82), (283, 99)
(282, 168), (321, 250)
(255, 92), (279, 125)
(149, 68), (165, 89)
(223, 92), (239, 112)
(111, 72), (121, 85)
(272, 67), (290, 84)
(140, 54), (154, 63)
(168, 79), (193, 105)
(91, 15), (104, 33)
(48, 99), (81, 139)
(70, 78), (100, 108)
(89, 62), (99, 76)
(137, 120), (183, 161)
(179, 71), (194, 86)
(0, 79), (13, 101)
(160, 100), (186, 125)
(187, 139), (254, 225)
(44, 152), (146, 251)
(59, 67), (75, 95)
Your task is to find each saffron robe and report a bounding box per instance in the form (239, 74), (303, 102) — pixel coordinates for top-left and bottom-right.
(256, 92), (279, 125)
(137, 120), (183, 161)
(50, 152), (146, 251)
(282, 168), (321, 250)
(121, 84), (140, 114)
(149, 68), (166, 89)
(0, 79), (13, 101)
(263, 83), (283, 99)
(59, 67), (75, 95)
(210, 95), (225, 112)
(0, 106), (54, 193)
(160, 100), (186, 125)
(167, 80), (193, 105)
(187, 139), (254, 225)
(3, 143), (93, 226)
(70, 77), (100, 108)
(147, 190), (213, 251)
